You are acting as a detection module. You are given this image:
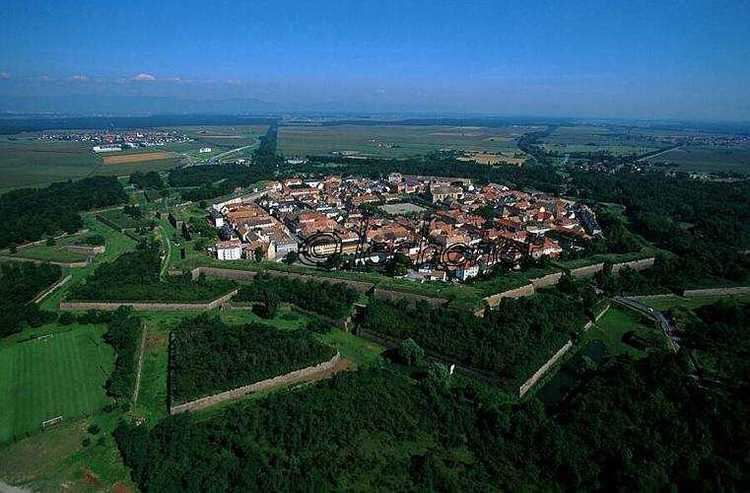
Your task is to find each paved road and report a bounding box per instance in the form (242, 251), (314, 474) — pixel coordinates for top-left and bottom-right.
(614, 296), (679, 351)
(636, 145), (683, 162)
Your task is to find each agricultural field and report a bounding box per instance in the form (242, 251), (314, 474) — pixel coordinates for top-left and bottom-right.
(0, 323), (114, 444)
(278, 124), (536, 158)
(0, 136), (101, 193)
(542, 125), (666, 156)
(645, 144), (750, 174)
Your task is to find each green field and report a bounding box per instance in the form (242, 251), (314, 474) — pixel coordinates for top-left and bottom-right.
(541, 125), (666, 156)
(278, 124), (535, 158)
(646, 144), (750, 174)
(0, 125), (269, 194)
(641, 293), (750, 311)
(584, 307), (667, 358)
(0, 323), (114, 444)
(0, 137), (102, 193)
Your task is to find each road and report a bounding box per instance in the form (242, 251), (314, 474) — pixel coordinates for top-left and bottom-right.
(636, 145), (683, 162)
(613, 296), (679, 351)
(207, 144), (256, 164)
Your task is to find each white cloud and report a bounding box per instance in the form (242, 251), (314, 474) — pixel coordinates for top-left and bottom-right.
(70, 74), (89, 81)
(132, 73), (156, 81)
(0, 72), (11, 80)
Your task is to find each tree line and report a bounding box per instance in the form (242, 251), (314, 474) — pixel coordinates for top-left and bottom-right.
(0, 176), (127, 249)
(0, 261), (61, 337)
(235, 273), (359, 320)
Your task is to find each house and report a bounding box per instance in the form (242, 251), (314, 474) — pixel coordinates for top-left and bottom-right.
(209, 209), (224, 228)
(431, 184), (464, 203)
(215, 240), (242, 260)
(456, 263), (480, 281)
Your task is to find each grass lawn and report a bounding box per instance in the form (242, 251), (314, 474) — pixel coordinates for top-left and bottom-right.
(0, 323), (114, 444)
(8, 243), (89, 263)
(318, 329), (384, 369)
(38, 215), (138, 312)
(584, 307), (666, 359)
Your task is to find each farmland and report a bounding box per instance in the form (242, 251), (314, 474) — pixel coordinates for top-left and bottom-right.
(541, 125), (666, 156)
(0, 137), (101, 193)
(278, 124), (535, 158)
(0, 322), (114, 444)
(645, 144), (750, 174)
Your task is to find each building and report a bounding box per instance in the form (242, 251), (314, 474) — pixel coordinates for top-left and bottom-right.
(199, 147), (213, 153)
(431, 184), (464, 203)
(92, 144), (122, 153)
(456, 264), (480, 281)
(215, 240), (242, 260)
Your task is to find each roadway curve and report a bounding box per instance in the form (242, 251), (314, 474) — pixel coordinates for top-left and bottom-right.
(613, 296), (679, 351)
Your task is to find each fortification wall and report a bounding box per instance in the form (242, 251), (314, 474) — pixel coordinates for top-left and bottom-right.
(192, 266), (375, 293)
(529, 272), (564, 289)
(170, 352), (342, 414)
(371, 288), (448, 307)
(518, 340), (574, 398)
(611, 257), (655, 273)
(483, 283), (536, 308)
(60, 289), (238, 312)
(683, 286), (750, 297)
(569, 263), (604, 279)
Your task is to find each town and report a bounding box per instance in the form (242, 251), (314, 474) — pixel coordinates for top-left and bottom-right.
(209, 172), (601, 282)
(37, 128), (193, 151)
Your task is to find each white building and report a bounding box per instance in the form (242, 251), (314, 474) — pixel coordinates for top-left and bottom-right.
(456, 264), (480, 281)
(92, 144), (122, 153)
(199, 147), (212, 153)
(215, 240), (242, 260)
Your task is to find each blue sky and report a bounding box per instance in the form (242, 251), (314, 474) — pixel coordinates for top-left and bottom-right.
(0, 0), (748, 119)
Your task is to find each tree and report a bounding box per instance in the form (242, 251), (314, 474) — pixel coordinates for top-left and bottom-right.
(385, 253), (412, 276)
(399, 338), (425, 367)
(254, 246), (264, 263)
(283, 251), (298, 265)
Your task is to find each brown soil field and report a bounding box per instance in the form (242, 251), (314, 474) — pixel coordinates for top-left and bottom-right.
(103, 151), (176, 164)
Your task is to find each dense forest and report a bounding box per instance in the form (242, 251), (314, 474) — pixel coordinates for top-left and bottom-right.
(570, 169), (750, 288)
(0, 176), (127, 248)
(129, 171), (165, 190)
(70, 242), (235, 302)
(116, 344), (749, 492)
(101, 307), (144, 403)
(0, 262), (61, 337)
(235, 273), (359, 320)
(170, 314), (336, 403)
(361, 288), (589, 386)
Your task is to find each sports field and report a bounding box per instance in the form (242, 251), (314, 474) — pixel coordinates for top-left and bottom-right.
(0, 324), (114, 443)
(278, 124), (534, 158)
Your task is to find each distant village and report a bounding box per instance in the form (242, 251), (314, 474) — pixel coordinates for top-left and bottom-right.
(207, 173), (602, 282)
(37, 129), (193, 152)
